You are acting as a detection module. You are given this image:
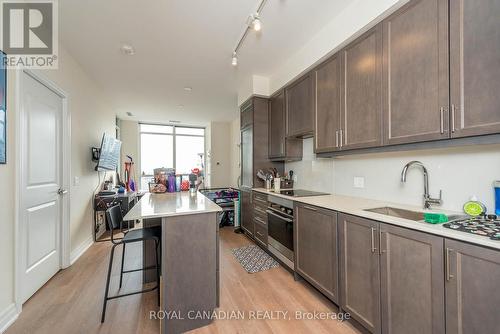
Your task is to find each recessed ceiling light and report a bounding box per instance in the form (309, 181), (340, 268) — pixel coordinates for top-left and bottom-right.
(169, 120), (181, 123)
(183, 86), (192, 92)
(120, 44), (135, 56)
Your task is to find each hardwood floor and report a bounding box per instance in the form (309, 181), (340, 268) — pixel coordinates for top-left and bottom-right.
(7, 227), (360, 334)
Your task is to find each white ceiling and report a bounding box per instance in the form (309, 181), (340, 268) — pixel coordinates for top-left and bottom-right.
(60, 0), (351, 125)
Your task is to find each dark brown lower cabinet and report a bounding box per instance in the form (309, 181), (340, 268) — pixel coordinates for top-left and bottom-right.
(240, 189), (254, 237)
(295, 204), (338, 303)
(339, 214), (381, 334)
(379, 224), (445, 334)
(340, 214), (446, 334)
(445, 239), (500, 334)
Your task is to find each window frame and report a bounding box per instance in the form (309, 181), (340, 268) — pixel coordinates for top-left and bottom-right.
(139, 123), (206, 182)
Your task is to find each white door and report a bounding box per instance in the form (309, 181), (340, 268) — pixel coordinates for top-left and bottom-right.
(20, 72), (65, 303)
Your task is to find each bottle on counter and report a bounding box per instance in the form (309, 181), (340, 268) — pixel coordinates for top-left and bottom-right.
(494, 181), (500, 215)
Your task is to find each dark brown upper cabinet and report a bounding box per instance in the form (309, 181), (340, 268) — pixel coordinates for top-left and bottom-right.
(314, 54), (341, 153)
(382, 0), (450, 145)
(340, 26), (383, 150)
(449, 0), (500, 138)
(286, 73), (314, 138)
(269, 90), (302, 161)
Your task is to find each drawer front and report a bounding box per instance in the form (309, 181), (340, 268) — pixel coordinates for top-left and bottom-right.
(254, 220), (268, 246)
(253, 205), (268, 220)
(253, 211), (267, 226)
(252, 192), (268, 206)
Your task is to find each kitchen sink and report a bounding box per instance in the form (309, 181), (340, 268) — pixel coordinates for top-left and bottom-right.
(364, 206), (465, 223)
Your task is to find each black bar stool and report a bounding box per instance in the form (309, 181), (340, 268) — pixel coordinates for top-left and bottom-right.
(101, 205), (160, 323)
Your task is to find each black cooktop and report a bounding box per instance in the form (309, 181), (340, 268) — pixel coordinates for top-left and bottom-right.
(279, 189), (329, 197)
(443, 215), (500, 241)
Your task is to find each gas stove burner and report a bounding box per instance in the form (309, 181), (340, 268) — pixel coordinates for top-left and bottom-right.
(443, 215), (500, 241)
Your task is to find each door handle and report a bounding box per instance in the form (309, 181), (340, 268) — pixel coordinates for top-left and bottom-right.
(302, 205), (317, 212)
(370, 227), (377, 253)
(439, 107), (444, 134)
(379, 230), (386, 255)
(57, 188), (68, 195)
(335, 130), (339, 148)
(446, 248), (454, 281)
(266, 210), (293, 223)
(451, 104), (456, 133)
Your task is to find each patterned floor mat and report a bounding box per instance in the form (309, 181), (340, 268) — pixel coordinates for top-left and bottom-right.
(231, 244), (280, 274)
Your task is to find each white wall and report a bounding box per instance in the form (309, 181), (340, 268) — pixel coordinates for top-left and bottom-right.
(285, 138), (335, 194)
(0, 68), (17, 323)
(119, 120), (140, 183)
(287, 139), (500, 213)
(209, 121), (232, 188)
(32, 47), (116, 255)
(0, 45), (116, 324)
(334, 145), (500, 212)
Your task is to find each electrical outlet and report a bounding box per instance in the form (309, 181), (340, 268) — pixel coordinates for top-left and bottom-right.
(293, 174), (298, 182)
(74, 176), (80, 186)
(354, 176), (365, 189)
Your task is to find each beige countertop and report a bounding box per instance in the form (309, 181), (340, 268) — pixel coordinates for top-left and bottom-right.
(253, 188), (500, 251)
(123, 192), (222, 221)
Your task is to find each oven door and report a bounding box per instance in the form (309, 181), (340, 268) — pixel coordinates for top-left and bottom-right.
(266, 208), (294, 253)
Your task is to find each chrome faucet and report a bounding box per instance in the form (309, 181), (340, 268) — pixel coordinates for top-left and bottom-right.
(401, 161), (442, 209)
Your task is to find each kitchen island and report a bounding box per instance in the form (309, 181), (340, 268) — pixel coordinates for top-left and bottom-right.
(124, 191), (222, 334)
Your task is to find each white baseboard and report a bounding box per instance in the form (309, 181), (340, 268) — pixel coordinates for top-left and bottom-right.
(0, 304), (19, 334)
(70, 236), (94, 265)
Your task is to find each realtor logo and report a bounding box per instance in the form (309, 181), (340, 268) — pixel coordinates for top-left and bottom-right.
(1, 0), (58, 68)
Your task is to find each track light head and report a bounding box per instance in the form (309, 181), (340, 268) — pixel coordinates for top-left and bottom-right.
(252, 15), (261, 31)
(231, 52), (238, 66)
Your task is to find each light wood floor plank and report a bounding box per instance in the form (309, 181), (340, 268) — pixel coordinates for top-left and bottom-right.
(6, 227), (360, 334)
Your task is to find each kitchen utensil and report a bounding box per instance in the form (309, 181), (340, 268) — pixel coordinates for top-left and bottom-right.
(257, 169), (267, 181)
(274, 177), (281, 192)
(289, 170), (294, 181)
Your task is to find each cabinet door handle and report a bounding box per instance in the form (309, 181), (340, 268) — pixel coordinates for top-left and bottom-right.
(339, 129), (344, 148)
(256, 231), (264, 237)
(335, 130), (339, 148)
(254, 197), (267, 204)
(370, 227), (377, 253)
(379, 230), (386, 255)
(446, 248), (454, 281)
(439, 107), (444, 134)
(254, 206), (266, 214)
(255, 217), (267, 225)
(451, 104), (456, 133)
(303, 205), (317, 212)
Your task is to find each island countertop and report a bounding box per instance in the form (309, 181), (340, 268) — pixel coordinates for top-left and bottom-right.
(123, 191), (222, 221)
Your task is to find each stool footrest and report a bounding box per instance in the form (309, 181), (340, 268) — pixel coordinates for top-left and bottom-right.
(106, 285), (158, 301)
(122, 265), (156, 274)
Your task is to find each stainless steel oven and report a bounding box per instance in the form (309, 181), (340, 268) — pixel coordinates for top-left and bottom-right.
(266, 196), (294, 269)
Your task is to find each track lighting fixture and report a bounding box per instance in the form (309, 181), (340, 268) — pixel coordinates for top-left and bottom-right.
(230, 0), (267, 66)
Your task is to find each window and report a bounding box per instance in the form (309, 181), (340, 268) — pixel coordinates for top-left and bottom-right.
(140, 124), (205, 190)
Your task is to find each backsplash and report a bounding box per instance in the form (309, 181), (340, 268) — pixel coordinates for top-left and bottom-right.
(285, 139), (335, 194)
(287, 138), (500, 213)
